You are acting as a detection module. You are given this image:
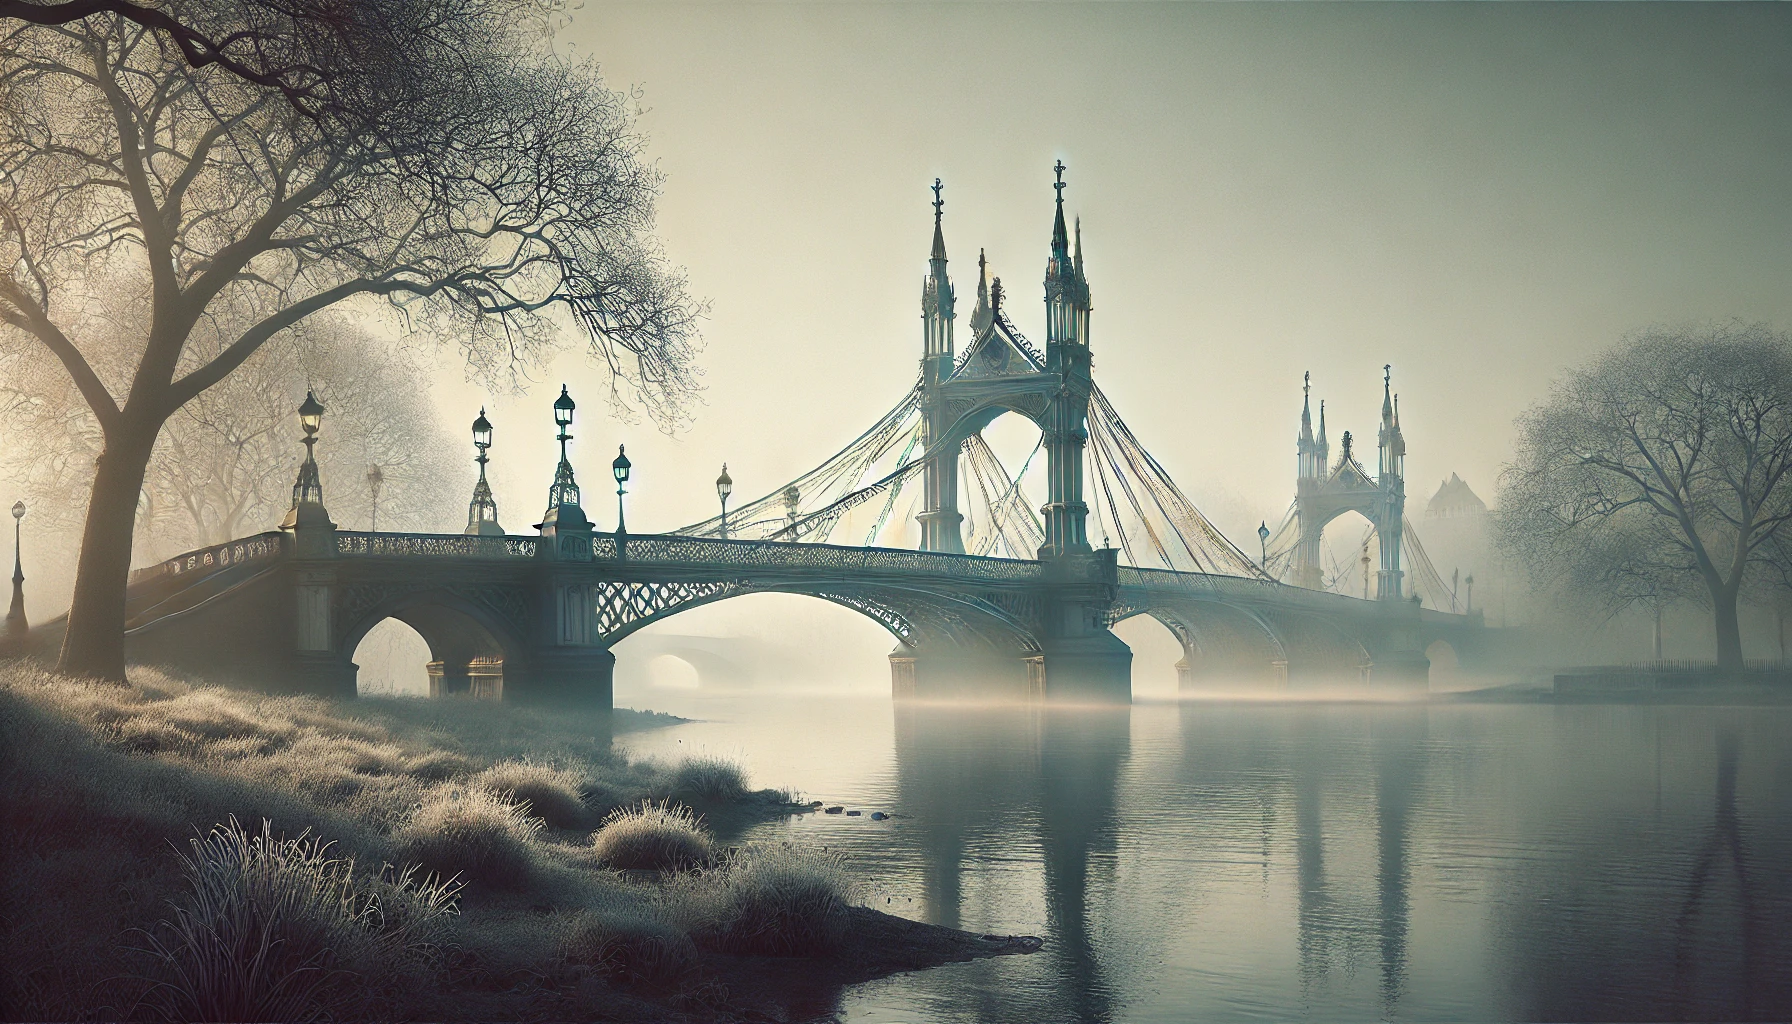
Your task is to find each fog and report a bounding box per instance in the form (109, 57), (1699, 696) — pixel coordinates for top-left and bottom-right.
(9, 2), (1792, 683)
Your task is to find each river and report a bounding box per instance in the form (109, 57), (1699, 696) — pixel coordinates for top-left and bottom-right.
(615, 687), (1792, 1022)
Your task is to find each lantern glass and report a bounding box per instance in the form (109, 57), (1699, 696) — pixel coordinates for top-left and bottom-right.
(298, 391), (325, 435)
(612, 445), (631, 485)
(10, 501), (22, 520)
(716, 464), (733, 500)
(472, 409), (493, 448)
(553, 386), (575, 429)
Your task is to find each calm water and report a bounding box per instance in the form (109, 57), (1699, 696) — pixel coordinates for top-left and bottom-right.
(616, 690), (1792, 1022)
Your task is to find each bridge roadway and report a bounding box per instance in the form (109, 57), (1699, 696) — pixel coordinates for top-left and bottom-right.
(118, 523), (1489, 708)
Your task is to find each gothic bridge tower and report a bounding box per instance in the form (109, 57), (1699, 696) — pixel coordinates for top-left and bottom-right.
(1291, 367), (1407, 600)
(907, 164), (1128, 699)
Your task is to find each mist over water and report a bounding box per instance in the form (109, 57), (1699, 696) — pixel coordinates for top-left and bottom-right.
(617, 679), (1792, 1022)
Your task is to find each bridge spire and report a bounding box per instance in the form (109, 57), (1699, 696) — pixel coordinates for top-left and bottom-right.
(969, 248), (992, 332)
(1297, 372), (1323, 480)
(917, 178), (964, 553)
(921, 177), (956, 384)
(1299, 371), (1314, 443)
(1044, 160), (1084, 347)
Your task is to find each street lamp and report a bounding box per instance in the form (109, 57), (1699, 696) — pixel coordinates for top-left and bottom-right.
(1257, 520), (1270, 568)
(6, 500), (26, 641)
(466, 407), (502, 536)
(366, 464), (384, 532)
(783, 484), (801, 528)
(612, 444), (632, 534)
(716, 463), (733, 540)
(1464, 574), (1475, 615)
(553, 386), (575, 454)
(291, 391), (325, 507)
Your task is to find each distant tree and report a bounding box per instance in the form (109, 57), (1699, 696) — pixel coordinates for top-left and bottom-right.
(0, 0), (700, 680)
(1495, 323), (1792, 670)
(2, 300), (463, 560)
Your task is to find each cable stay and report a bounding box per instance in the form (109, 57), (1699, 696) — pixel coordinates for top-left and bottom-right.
(675, 384), (923, 540)
(963, 433), (1044, 559)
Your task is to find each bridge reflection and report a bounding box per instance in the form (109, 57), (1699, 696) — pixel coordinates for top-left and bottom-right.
(893, 702), (1129, 1021)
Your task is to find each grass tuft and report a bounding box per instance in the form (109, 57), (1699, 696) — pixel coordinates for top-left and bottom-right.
(560, 908), (697, 990)
(138, 817), (458, 1023)
(680, 843), (857, 956)
(672, 755), (749, 803)
(473, 760), (589, 829)
(590, 801), (714, 871)
(393, 787), (543, 887)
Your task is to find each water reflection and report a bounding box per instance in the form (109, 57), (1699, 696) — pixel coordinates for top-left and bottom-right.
(616, 692), (1792, 1022)
(891, 704), (1130, 1021)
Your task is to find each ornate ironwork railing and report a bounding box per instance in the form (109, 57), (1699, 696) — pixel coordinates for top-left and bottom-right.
(128, 531), (288, 586)
(588, 532), (1044, 582)
(335, 532), (538, 559)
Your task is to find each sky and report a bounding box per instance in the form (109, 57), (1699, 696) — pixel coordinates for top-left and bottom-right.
(10, 2), (1792, 645)
(431, 1), (1792, 556)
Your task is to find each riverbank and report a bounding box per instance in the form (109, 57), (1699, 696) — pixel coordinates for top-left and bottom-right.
(0, 663), (1038, 1021)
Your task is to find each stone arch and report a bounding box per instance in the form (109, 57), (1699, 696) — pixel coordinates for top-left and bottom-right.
(1146, 601), (1290, 690)
(351, 618), (432, 696)
(1110, 610), (1197, 697)
(1425, 638), (1460, 677)
(594, 581), (1041, 656)
(939, 391), (1055, 455)
(1262, 610), (1375, 685)
(338, 588), (522, 699)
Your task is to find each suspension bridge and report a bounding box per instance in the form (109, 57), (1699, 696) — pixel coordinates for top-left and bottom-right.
(106, 165), (1490, 708)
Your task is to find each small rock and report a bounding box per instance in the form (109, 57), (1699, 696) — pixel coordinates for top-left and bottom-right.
(824, 806), (844, 814)
(845, 810), (862, 816)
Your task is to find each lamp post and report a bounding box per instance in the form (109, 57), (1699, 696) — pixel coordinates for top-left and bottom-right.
(366, 464), (384, 532)
(5, 501), (25, 642)
(612, 445), (632, 534)
(1361, 543), (1372, 600)
(1465, 574), (1474, 616)
(281, 391), (332, 540)
(466, 408), (502, 535)
(294, 390), (325, 504)
(1257, 520), (1270, 569)
(716, 463), (733, 540)
(783, 484), (801, 530)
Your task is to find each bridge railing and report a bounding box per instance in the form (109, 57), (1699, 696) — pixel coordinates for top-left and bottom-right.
(1118, 564), (1348, 605)
(335, 532), (539, 559)
(128, 531), (289, 587)
(591, 533), (1046, 581)
(329, 528), (1046, 581)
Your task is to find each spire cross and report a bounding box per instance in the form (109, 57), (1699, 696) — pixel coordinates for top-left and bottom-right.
(1053, 160), (1067, 202)
(1384, 363), (1392, 386)
(931, 178), (944, 221)
(1304, 370), (1310, 398)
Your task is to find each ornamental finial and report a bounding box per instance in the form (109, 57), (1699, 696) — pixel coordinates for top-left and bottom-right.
(932, 177), (943, 222)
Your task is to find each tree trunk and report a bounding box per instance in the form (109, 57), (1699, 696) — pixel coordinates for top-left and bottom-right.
(1711, 583), (1744, 672)
(56, 423), (158, 681)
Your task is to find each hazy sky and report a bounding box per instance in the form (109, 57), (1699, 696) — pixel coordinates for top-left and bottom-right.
(11, 2), (1792, 622)
(431, 1), (1792, 553)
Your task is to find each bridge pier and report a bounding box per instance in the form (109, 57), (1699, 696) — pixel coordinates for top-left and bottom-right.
(889, 643), (1033, 701)
(508, 647), (615, 709)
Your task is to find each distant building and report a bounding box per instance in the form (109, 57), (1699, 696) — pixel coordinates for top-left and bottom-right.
(1425, 473), (1487, 520)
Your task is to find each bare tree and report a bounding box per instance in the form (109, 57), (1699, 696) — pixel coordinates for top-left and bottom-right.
(4, 304), (464, 559)
(1495, 323), (1792, 670)
(0, 0), (701, 679)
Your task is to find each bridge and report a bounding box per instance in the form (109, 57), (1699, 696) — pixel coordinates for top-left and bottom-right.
(111, 165), (1492, 708)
